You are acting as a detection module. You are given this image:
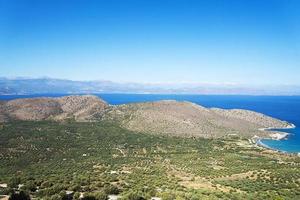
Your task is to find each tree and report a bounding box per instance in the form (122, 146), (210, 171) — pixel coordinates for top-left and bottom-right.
(161, 192), (176, 200)
(9, 191), (31, 200)
(8, 177), (21, 189)
(94, 191), (108, 200)
(23, 181), (37, 192)
(122, 191), (145, 200)
(50, 194), (61, 200)
(82, 193), (96, 200)
(73, 192), (81, 200)
(103, 185), (119, 195)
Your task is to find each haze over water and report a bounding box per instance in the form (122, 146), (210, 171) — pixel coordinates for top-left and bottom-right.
(1, 94), (299, 153)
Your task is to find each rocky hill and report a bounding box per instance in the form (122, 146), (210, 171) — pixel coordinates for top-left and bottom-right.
(0, 95), (292, 138)
(105, 100), (291, 138)
(0, 95), (108, 122)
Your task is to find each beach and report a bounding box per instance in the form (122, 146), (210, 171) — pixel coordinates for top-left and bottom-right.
(256, 124), (297, 153)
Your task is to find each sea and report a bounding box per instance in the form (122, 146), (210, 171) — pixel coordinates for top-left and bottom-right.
(1, 94), (300, 153)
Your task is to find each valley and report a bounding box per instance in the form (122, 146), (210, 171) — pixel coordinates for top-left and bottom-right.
(0, 96), (299, 200)
(0, 121), (299, 199)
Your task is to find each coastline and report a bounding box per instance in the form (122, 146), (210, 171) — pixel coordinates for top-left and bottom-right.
(258, 123), (295, 140)
(268, 132), (290, 140)
(255, 123), (297, 154)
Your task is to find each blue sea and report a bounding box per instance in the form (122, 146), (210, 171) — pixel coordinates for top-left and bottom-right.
(1, 94), (300, 153)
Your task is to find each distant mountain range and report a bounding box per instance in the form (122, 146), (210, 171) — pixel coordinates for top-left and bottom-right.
(0, 77), (300, 95)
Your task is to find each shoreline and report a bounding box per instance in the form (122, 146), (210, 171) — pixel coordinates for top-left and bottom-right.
(255, 123), (298, 154)
(255, 139), (300, 156)
(258, 123), (295, 140)
(258, 123), (295, 131)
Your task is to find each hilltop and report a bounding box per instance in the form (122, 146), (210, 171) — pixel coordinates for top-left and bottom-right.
(0, 95), (108, 122)
(0, 95), (292, 139)
(105, 100), (291, 138)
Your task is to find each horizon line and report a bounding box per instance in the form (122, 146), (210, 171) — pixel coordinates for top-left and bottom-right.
(1, 76), (300, 88)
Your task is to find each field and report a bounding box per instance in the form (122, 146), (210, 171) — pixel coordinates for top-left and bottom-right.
(0, 121), (300, 200)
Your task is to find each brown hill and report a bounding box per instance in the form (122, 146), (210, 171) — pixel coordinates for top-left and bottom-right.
(105, 100), (292, 138)
(0, 95), (108, 122)
(0, 95), (292, 138)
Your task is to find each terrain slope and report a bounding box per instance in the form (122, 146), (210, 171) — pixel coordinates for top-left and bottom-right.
(0, 95), (108, 122)
(0, 95), (292, 138)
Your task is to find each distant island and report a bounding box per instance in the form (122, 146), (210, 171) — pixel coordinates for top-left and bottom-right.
(1, 77), (300, 95)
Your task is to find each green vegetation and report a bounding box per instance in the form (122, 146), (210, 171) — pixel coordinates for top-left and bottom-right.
(0, 121), (299, 199)
(8, 191), (30, 200)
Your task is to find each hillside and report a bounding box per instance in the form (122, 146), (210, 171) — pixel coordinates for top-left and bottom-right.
(105, 100), (291, 138)
(0, 96), (299, 200)
(0, 121), (299, 200)
(0, 95), (108, 122)
(0, 95), (292, 139)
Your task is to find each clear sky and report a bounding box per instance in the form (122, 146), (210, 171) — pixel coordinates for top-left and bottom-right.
(0, 0), (300, 86)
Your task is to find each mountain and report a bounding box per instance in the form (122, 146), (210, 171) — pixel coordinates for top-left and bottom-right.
(0, 78), (170, 95)
(0, 95), (292, 138)
(1, 77), (300, 95)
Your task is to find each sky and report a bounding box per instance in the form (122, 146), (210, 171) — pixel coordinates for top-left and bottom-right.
(0, 0), (300, 86)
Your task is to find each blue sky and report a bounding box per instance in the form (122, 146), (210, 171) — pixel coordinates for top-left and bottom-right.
(0, 0), (300, 86)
